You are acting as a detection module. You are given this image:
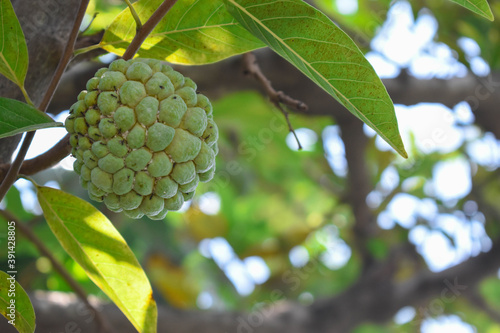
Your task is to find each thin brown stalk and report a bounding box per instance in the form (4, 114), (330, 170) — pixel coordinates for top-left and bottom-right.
(242, 52), (307, 150)
(0, 135), (71, 183)
(122, 0), (179, 60)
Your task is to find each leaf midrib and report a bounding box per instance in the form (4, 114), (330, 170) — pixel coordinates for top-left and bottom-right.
(464, 0), (489, 15)
(0, 104), (52, 125)
(101, 20), (256, 49)
(0, 53), (21, 86)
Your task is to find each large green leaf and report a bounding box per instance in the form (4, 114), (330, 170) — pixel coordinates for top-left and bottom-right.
(225, 0), (407, 158)
(36, 187), (157, 333)
(0, 97), (61, 139)
(448, 0), (493, 21)
(0, 0), (28, 88)
(101, 0), (265, 64)
(0, 270), (35, 333)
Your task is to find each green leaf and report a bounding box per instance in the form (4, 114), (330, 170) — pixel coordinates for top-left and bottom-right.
(36, 187), (157, 333)
(0, 0), (29, 87)
(101, 0), (265, 64)
(224, 0), (407, 158)
(0, 270), (35, 333)
(448, 0), (494, 21)
(0, 97), (62, 139)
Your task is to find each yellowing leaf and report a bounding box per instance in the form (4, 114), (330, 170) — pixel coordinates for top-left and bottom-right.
(184, 207), (228, 241)
(0, 270), (35, 333)
(146, 253), (199, 309)
(101, 0), (265, 64)
(225, 0), (407, 158)
(36, 187), (157, 333)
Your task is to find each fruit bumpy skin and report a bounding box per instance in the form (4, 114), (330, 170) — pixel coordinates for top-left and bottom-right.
(65, 58), (218, 219)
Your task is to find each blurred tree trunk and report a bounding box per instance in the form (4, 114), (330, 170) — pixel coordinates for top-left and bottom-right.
(1, 241), (499, 333)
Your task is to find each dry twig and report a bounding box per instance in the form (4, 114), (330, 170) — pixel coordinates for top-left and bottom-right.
(242, 52), (308, 150)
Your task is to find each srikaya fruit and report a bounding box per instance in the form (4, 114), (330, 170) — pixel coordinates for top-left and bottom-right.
(65, 58), (218, 220)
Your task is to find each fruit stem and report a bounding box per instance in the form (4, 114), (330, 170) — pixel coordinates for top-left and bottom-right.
(122, 0), (179, 60)
(124, 0), (143, 30)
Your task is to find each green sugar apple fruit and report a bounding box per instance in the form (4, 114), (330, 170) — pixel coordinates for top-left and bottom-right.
(65, 58), (218, 220)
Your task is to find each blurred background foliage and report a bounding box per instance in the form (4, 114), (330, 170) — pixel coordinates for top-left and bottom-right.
(2, 0), (500, 332)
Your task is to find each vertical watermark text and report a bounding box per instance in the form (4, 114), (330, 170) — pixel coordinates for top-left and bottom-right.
(6, 220), (17, 325)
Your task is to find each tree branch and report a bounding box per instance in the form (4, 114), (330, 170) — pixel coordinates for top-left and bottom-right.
(0, 135), (71, 186)
(337, 116), (376, 270)
(242, 53), (308, 112)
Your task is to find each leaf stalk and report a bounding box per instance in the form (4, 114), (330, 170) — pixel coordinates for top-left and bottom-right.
(124, 0), (143, 30)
